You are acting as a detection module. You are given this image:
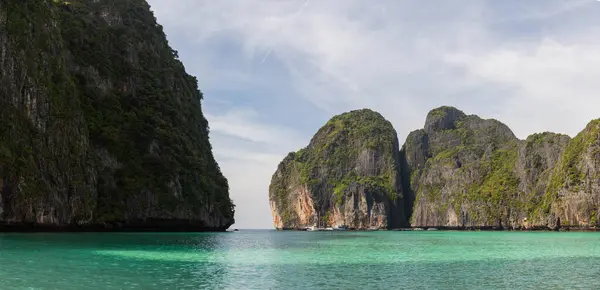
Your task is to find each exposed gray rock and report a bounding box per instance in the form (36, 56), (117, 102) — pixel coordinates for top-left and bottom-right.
(269, 109), (405, 230)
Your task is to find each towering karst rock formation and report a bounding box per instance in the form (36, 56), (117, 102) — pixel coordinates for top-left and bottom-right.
(269, 109), (406, 230)
(270, 105), (600, 230)
(541, 120), (600, 227)
(402, 106), (570, 229)
(0, 0), (234, 231)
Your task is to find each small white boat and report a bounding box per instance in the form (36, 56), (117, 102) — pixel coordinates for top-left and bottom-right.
(306, 225), (319, 231)
(332, 225), (349, 231)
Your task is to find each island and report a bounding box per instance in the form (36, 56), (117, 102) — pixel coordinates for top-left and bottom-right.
(269, 106), (600, 231)
(0, 0), (234, 231)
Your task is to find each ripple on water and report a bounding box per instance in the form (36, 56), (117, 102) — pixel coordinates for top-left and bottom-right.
(3, 231), (600, 289)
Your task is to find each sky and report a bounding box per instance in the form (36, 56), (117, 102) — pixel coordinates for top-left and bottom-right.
(145, 0), (600, 229)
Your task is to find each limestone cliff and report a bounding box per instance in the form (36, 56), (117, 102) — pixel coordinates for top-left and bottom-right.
(0, 0), (234, 231)
(273, 105), (600, 231)
(403, 107), (571, 229)
(539, 120), (600, 228)
(269, 109), (406, 230)
(404, 107), (520, 228)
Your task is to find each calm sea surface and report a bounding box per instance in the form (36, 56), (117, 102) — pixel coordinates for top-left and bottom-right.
(1, 230), (600, 289)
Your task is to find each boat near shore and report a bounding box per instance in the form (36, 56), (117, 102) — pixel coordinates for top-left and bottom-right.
(332, 225), (349, 231)
(306, 225), (320, 231)
(305, 224), (349, 231)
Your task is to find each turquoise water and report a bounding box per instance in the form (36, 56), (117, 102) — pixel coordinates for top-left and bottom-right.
(1, 231), (600, 289)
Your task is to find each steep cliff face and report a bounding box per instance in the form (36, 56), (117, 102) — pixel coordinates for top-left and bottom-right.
(272, 105), (600, 230)
(0, 0), (96, 226)
(404, 107), (520, 228)
(539, 120), (600, 228)
(403, 107), (571, 229)
(0, 0), (234, 231)
(269, 109), (406, 230)
(517, 133), (571, 228)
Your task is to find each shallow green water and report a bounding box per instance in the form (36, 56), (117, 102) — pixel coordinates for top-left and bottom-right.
(1, 231), (600, 289)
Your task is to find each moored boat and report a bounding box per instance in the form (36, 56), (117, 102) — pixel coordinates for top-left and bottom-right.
(332, 225), (349, 231)
(306, 225), (320, 231)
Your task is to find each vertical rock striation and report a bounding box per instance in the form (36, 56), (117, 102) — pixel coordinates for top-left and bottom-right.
(403, 107), (572, 229)
(269, 109), (406, 230)
(403, 106), (522, 228)
(0, 0), (234, 231)
(540, 120), (600, 229)
(271, 105), (600, 231)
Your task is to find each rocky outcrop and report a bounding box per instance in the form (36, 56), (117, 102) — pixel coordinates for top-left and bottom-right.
(269, 109), (406, 230)
(403, 107), (573, 229)
(404, 106), (523, 228)
(0, 0), (234, 231)
(516, 133), (571, 228)
(272, 105), (600, 230)
(540, 120), (600, 228)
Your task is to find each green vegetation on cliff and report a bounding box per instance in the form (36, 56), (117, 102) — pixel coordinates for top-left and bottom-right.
(271, 105), (600, 230)
(538, 120), (600, 218)
(0, 0), (233, 229)
(58, 0), (233, 221)
(269, 109), (405, 229)
(1, 0), (96, 222)
(294, 109), (400, 203)
(466, 147), (520, 222)
(549, 120), (600, 191)
(406, 106), (573, 227)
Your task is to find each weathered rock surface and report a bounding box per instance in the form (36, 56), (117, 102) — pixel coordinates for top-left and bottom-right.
(269, 109), (406, 230)
(404, 107), (520, 228)
(403, 107), (573, 229)
(0, 0), (234, 231)
(273, 105), (600, 230)
(540, 120), (600, 228)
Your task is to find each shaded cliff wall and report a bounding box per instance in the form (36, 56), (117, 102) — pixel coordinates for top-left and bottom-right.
(0, 0), (233, 230)
(539, 120), (600, 228)
(402, 106), (585, 229)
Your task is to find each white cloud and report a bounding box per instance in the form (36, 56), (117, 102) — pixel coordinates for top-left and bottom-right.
(204, 107), (306, 228)
(147, 0), (600, 228)
(446, 38), (600, 138)
(207, 109), (279, 144)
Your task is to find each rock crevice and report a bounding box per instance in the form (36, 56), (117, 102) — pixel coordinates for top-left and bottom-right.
(0, 0), (234, 231)
(270, 106), (600, 230)
(269, 109), (405, 230)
